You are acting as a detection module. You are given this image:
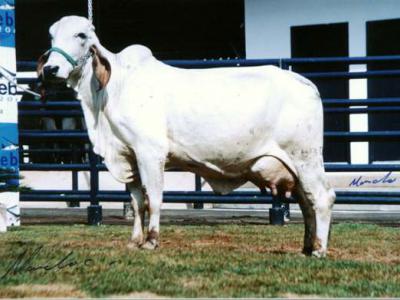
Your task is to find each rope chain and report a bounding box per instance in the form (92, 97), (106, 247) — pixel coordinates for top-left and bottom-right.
(88, 0), (93, 23)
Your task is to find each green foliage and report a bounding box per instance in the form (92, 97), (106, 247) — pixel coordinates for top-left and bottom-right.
(0, 223), (399, 298)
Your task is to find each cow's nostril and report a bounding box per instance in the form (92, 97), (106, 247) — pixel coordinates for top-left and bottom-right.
(43, 65), (60, 77)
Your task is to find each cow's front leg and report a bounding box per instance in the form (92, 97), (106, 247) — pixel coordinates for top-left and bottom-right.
(135, 147), (165, 250)
(127, 180), (146, 249)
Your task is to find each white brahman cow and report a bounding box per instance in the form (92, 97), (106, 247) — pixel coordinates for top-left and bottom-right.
(38, 16), (335, 257)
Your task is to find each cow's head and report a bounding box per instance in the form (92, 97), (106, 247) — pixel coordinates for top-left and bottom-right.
(38, 16), (110, 89)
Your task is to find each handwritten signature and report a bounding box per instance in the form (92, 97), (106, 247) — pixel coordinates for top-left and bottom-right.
(349, 172), (397, 187)
(0, 245), (121, 280)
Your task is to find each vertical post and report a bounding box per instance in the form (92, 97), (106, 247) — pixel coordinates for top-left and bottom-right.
(269, 194), (285, 225)
(72, 171), (78, 190)
(193, 175), (203, 209)
(67, 144), (80, 207)
(68, 170), (80, 207)
(284, 202), (290, 221)
(87, 146), (102, 225)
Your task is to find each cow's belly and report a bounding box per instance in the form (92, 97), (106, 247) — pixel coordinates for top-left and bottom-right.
(166, 143), (295, 195)
(166, 147), (250, 194)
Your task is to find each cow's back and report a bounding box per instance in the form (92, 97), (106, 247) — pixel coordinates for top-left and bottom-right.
(160, 65), (320, 166)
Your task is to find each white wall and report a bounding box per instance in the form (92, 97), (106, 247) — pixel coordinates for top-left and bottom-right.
(245, 0), (400, 58)
(245, 0), (400, 164)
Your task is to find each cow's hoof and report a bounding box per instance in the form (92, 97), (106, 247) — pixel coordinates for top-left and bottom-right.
(302, 247), (327, 258)
(127, 241), (142, 250)
(311, 250), (327, 258)
(141, 240), (159, 250)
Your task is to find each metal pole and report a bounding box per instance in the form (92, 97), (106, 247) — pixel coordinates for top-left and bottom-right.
(87, 146), (102, 225)
(68, 144), (80, 207)
(193, 175), (204, 209)
(68, 170), (80, 207)
(269, 194), (285, 225)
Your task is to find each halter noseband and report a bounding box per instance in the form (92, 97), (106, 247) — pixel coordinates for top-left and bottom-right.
(46, 47), (78, 68)
(45, 46), (93, 69)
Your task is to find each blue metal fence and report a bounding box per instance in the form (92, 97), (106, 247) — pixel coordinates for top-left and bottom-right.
(17, 55), (400, 224)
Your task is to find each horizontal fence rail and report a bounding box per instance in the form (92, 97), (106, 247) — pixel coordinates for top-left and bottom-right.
(18, 129), (400, 142)
(16, 55), (400, 224)
(19, 190), (400, 205)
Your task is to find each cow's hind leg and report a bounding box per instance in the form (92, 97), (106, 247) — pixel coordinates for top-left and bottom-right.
(294, 159), (335, 257)
(127, 180), (146, 249)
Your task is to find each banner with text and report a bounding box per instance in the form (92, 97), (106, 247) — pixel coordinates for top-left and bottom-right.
(0, 0), (20, 228)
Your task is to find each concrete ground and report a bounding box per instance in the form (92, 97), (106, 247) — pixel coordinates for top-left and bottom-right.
(20, 207), (400, 226)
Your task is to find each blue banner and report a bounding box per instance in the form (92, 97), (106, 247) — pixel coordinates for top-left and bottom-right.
(0, 0), (19, 229)
(0, 0), (15, 48)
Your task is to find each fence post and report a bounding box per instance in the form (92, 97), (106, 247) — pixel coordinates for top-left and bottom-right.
(67, 144), (80, 207)
(68, 170), (80, 207)
(193, 175), (203, 209)
(269, 194), (285, 225)
(87, 146), (102, 225)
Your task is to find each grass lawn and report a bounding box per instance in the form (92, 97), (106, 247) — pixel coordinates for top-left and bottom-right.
(0, 223), (399, 298)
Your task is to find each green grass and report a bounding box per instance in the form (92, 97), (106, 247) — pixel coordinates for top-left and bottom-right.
(0, 223), (399, 298)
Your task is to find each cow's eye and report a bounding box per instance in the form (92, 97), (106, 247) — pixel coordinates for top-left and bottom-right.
(76, 32), (87, 40)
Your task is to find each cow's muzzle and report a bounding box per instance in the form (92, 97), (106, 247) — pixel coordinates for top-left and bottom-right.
(42, 65), (60, 79)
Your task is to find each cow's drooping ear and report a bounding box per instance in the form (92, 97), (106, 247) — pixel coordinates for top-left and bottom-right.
(90, 45), (111, 90)
(37, 52), (49, 77)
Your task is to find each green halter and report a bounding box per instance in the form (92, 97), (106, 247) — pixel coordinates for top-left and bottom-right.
(47, 47), (78, 68)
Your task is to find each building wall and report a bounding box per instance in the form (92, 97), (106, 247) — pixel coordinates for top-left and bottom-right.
(243, 0), (400, 197)
(245, 0), (400, 58)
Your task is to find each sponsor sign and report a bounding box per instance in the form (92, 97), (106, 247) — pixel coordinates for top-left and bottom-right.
(0, 0), (20, 229)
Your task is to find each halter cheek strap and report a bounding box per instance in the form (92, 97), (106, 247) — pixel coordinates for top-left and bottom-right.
(46, 47), (78, 68)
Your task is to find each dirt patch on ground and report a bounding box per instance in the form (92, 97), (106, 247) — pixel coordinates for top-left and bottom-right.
(328, 247), (400, 264)
(181, 277), (204, 289)
(0, 283), (88, 298)
(280, 293), (326, 298)
(192, 233), (233, 247)
(108, 291), (168, 298)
